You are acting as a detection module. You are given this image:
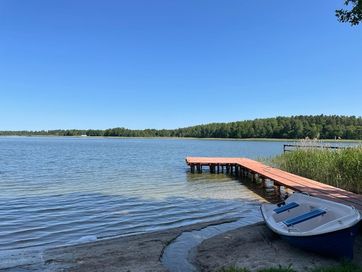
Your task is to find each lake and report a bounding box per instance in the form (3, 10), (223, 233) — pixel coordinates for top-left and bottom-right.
(0, 137), (321, 254)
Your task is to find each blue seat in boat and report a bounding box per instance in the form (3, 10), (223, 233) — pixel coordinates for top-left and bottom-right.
(273, 202), (299, 214)
(283, 209), (326, 227)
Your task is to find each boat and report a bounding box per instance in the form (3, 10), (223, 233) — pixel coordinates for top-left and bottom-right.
(260, 192), (361, 259)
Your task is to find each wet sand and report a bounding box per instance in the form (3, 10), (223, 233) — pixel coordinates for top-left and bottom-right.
(196, 222), (362, 272)
(3, 219), (235, 272)
(3, 220), (361, 272)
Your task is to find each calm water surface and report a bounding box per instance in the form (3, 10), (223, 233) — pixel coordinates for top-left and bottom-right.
(0, 137), (294, 254)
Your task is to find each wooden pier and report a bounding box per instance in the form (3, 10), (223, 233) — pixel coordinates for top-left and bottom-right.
(283, 144), (346, 153)
(186, 156), (362, 212)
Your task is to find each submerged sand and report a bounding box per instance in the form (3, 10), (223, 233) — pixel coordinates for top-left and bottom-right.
(3, 219), (234, 272)
(3, 220), (361, 272)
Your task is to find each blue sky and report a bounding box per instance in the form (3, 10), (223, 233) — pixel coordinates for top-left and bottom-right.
(0, 0), (361, 130)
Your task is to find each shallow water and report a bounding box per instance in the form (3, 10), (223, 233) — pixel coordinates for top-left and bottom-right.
(161, 207), (263, 272)
(0, 137), (351, 255)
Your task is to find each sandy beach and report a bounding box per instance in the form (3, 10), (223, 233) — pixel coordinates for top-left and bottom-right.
(196, 222), (362, 271)
(3, 219), (361, 272)
(3, 219), (234, 272)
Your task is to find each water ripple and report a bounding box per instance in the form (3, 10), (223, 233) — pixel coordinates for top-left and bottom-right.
(0, 137), (278, 253)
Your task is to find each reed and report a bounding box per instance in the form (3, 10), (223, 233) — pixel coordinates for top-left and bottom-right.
(272, 145), (362, 194)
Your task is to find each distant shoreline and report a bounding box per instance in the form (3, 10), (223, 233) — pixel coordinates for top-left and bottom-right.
(1, 116), (361, 140)
(0, 135), (361, 143)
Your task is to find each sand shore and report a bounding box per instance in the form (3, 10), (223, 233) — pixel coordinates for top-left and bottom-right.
(196, 222), (362, 271)
(3, 219), (234, 272)
(3, 220), (361, 272)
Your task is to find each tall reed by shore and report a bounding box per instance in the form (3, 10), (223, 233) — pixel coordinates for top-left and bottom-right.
(272, 144), (362, 194)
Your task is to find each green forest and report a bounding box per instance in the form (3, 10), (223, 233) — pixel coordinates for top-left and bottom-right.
(1, 115), (362, 140)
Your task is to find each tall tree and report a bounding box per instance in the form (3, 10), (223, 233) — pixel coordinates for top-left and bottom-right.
(336, 0), (362, 25)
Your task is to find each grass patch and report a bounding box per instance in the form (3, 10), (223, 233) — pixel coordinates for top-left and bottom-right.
(258, 266), (295, 272)
(219, 262), (362, 272)
(312, 262), (362, 272)
(271, 146), (362, 194)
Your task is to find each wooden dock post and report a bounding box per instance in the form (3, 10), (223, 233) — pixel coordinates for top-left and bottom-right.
(252, 172), (256, 182)
(260, 177), (266, 188)
(274, 184), (281, 196)
(242, 168), (246, 178)
(275, 185), (285, 197)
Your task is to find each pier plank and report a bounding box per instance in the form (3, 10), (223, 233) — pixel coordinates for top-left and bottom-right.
(186, 157), (362, 211)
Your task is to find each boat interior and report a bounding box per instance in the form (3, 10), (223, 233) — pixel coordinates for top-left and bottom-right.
(262, 192), (360, 234)
(271, 202), (338, 232)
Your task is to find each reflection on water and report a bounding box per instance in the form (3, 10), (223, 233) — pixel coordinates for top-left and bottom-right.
(0, 137), (291, 253)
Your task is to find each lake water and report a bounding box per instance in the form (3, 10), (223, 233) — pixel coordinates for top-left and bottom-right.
(0, 137), (342, 255)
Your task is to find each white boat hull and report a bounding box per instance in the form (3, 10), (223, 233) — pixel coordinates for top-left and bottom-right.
(261, 192), (361, 258)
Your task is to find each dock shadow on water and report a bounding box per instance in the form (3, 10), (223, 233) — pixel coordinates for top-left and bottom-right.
(186, 170), (284, 204)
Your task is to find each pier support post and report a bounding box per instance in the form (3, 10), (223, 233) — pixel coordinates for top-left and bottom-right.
(252, 172), (256, 182)
(275, 184), (281, 196)
(275, 185), (285, 197)
(190, 164), (195, 173)
(264, 179), (275, 195)
(260, 177), (266, 188)
(235, 165), (239, 176)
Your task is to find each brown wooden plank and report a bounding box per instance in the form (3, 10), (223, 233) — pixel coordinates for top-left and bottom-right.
(185, 156), (362, 212)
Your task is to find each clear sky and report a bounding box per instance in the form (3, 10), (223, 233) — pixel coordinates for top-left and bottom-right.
(0, 0), (361, 130)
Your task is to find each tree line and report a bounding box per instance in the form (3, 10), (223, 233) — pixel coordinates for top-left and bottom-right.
(1, 115), (361, 140)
